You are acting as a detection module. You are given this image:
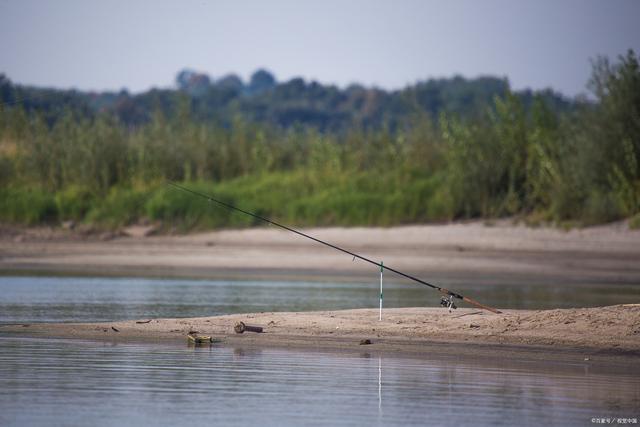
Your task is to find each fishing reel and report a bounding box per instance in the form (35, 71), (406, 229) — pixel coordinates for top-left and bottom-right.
(440, 295), (457, 313)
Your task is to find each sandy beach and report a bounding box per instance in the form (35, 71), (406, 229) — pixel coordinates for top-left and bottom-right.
(1, 220), (639, 285)
(3, 305), (639, 365)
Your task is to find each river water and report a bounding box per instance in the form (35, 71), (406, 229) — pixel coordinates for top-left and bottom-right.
(1, 276), (639, 324)
(0, 276), (638, 426)
(0, 337), (638, 427)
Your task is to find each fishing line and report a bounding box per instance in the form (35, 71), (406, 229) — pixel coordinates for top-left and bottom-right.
(166, 181), (501, 314)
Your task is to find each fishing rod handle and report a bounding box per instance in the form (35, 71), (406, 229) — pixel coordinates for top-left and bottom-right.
(462, 296), (502, 314)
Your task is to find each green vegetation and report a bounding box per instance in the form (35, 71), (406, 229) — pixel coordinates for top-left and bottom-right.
(0, 51), (638, 230)
(1, 68), (571, 132)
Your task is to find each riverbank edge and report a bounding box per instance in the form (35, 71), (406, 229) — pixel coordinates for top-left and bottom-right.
(2, 306), (639, 367)
(3, 221), (640, 287)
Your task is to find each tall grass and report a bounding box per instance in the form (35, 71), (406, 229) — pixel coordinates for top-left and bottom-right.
(0, 51), (638, 229)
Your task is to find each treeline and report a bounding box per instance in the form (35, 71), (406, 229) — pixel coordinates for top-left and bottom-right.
(1, 68), (572, 132)
(0, 50), (638, 230)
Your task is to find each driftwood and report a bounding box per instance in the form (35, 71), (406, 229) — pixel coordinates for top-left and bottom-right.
(234, 322), (263, 334)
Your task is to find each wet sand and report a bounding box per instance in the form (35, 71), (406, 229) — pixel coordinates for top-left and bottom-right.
(3, 305), (639, 366)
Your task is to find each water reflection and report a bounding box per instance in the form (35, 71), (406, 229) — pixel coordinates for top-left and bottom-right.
(1, 337), (637, 427)
(379, 356), (382, 414)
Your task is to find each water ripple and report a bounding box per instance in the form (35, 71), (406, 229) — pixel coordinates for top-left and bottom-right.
(0, 337), (638, 426)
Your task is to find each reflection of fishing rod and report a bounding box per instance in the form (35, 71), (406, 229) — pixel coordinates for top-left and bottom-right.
(167, 181), (501, 314)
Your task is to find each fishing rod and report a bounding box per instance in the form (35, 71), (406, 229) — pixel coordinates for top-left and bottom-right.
(167, 181), (501, 314)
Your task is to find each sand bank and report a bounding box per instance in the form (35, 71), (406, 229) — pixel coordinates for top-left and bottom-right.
(1, 220), (639, 285)
(3, 305), (639, 364)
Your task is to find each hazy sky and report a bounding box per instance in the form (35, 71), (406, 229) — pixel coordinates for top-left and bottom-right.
(1, 0), (639, 97)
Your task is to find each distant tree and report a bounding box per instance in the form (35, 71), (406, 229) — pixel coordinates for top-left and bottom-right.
(1, 69), (578, 132)
(0, 74), (11, 100)
(216, 74), (244, 92)
(275, 77), (305, 98)
(175, 69), (211, 96)
(247, 69), (276, 95)
(587, 49), (640, 216)
(176, 69), (197, 89)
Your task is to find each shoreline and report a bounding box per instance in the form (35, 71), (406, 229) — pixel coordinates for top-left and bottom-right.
(2, 222), (638, 365)
(3, 306), (639, 365)
(1, 221), (640, 285)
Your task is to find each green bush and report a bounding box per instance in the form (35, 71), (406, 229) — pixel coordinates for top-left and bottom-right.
(55, 185), (96, 221)
(85, 186), (148, 228)
(0, 187), (57, 224)
(581, 191), (624, 225)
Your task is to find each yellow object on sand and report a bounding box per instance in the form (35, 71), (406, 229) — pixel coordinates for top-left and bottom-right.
(187, 334), (213, 344)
